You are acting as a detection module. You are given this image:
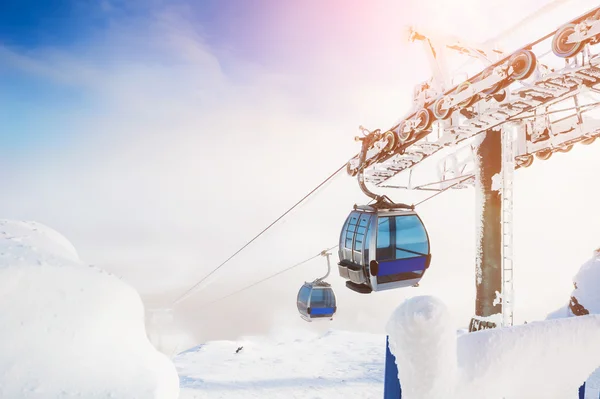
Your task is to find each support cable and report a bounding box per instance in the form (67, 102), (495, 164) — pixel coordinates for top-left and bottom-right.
(194, 245), (339, 310)
(171, 162), (348, 306)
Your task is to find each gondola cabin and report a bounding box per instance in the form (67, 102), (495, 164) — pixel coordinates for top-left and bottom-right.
(296, 281), (337, 322)
(338, 205), (431, 294)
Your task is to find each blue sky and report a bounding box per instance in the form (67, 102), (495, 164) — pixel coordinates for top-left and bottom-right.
(0, 0), (280, 62)
(0, 0), (393, 154)
(0, 0), (112, 152)
(0, 0), (269, 152)
(0, 0), (89, 49)
(0, 0), (234, 47)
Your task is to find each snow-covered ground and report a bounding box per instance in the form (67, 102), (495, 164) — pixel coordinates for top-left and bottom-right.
(175, 330), (385, 399)
(0, 220), (179, 398)
(387, 295), (600, 399)
(5, 217), (600, 399)
(175, 278), (600, 399)
(175, 318), (600, 399)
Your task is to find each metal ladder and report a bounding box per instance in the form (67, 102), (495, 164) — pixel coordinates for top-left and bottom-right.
(501, 124), (516, 327)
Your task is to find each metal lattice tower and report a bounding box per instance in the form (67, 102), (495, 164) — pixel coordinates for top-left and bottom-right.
(501, 124), (516, 327)
(346, 5), (600, 330)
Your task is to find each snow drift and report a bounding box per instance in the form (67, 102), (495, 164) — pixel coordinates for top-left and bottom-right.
(387, 295), (600, 399)
(0, 220), (179, 398)
(386, 296), (458, 398)
(570, 248), (600, 315)
(545, 248), (600, 398)
(547, 249), (600, 320)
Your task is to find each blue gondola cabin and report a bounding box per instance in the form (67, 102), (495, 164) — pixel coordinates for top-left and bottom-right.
(297, 281), (337, 321)
(338, 205), (431, 294)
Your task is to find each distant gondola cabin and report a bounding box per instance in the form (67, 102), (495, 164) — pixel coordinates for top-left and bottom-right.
(296, 281), (336, 322)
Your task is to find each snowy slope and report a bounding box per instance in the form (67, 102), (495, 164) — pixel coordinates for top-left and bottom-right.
(175, 330), (385, 399)
(0, 220), (179, 398)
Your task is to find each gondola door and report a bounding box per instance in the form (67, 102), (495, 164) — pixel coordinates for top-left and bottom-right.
(369, 213), (431, 291)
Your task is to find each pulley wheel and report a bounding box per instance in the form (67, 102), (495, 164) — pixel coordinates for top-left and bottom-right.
(552, 24), (584, 58)
(396, 120), (413, 143)
(581, 136), (596, 145)
(414, 108), (433, 131)
(382, 130), (397, 153)
(432, 97), (452, 120)
(518, 154), (534, 168)
(509, 49), (537, 81)
(535, 149), (553, 160)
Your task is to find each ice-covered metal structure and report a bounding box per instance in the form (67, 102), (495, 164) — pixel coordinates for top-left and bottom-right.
(348, 5), (600, 332)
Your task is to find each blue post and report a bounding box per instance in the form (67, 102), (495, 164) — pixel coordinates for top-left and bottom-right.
(384, 335), (402, 399)
(578, 382), (585, 399)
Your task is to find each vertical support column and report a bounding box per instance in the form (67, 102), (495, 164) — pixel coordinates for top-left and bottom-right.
(383, 336), (402, 399)
(469, 128), (503, 332)
(501, 124), (516, 327)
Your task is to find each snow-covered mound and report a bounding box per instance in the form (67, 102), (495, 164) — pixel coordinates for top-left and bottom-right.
(570, 249), (600, 314)
(545, 249), (600, 398)
(175, 329), (385, 399)
(547, 249), (600, 320)
(387, 295), (600, 399)
(386, 296), (457, 397)
(0, 220), (179, 398)
(0, 220), (80, 262)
